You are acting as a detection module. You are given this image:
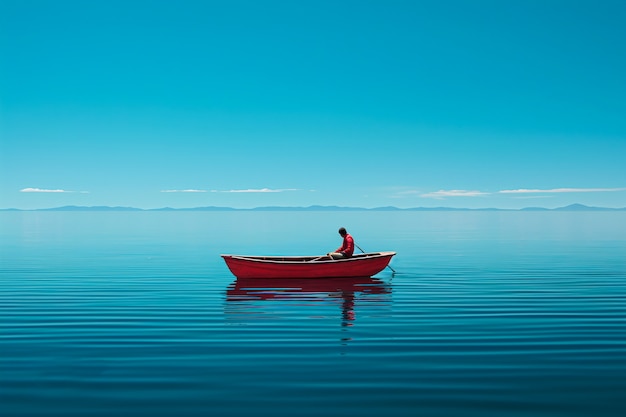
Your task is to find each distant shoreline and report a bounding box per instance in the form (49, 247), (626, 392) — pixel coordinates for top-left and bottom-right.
(2, 204), (625, 212)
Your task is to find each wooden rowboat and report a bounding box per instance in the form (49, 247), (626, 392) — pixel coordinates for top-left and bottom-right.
(221, 251), (396, 279)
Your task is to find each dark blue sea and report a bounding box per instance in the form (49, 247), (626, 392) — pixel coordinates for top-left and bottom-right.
(1, 211), (625, 417)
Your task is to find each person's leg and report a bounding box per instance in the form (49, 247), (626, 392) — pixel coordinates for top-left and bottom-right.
(329, 252), (346, 260)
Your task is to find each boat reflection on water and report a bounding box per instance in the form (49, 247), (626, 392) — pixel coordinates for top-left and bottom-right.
(225, 276), (392, 328)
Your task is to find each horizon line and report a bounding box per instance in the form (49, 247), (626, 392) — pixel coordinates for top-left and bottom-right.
(2, 203), (626, 212)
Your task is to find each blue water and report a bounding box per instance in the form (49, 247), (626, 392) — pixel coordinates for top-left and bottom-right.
(1, 211), (625, 416)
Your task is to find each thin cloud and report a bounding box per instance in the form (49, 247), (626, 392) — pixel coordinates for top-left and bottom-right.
(161, 189), (208, 193)
(499, 188), (626, 194)
(421, 189), (490, 199)
(211, 188), (299, 193)
(20, 188), (88, 193)
(395, 190), (422, 196)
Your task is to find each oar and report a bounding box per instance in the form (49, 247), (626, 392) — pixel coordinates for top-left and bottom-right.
(355, 243), (396, 274)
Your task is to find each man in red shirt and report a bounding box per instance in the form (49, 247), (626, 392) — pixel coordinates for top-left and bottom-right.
(328, 227), (354, 259)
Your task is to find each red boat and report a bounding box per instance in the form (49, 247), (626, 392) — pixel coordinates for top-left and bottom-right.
(221, 251), (396, 279)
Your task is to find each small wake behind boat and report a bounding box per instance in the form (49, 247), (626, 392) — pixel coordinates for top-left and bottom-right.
(221, 251), (396, 279)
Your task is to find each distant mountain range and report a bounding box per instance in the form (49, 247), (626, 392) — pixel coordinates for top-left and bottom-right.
(2, 204), (626, 212)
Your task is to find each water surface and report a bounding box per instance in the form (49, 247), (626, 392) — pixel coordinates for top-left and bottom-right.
(1, 211), (625, 416)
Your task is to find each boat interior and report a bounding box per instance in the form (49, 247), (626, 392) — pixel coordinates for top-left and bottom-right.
(235, 252), (388, 262)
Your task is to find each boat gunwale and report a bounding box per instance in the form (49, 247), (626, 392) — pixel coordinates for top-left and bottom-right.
(221, 251), (395, 264)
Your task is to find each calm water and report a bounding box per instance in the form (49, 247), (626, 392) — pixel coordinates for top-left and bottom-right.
(1, 211), (625, 416)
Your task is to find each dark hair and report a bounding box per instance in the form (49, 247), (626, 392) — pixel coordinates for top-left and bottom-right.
(338, 227), (347, 235)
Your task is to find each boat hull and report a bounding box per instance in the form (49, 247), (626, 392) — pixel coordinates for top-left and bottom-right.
(221, 252), (396, 279)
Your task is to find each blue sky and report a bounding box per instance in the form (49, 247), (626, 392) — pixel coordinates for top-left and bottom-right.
(1, 0), (625, 209)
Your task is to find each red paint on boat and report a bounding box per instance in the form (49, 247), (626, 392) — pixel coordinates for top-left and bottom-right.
(221, 252), (396, 279)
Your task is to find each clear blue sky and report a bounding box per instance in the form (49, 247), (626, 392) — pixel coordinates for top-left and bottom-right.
(1, 0), (625, 209)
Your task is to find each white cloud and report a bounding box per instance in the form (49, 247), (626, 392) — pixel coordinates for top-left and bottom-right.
(421, 189), (490, 199)
(395, 190), (422, 196)
(418, 187), (626, 199)
(499, 188), (626, 194)
(20, 188), (88, 193)
(161, 189), (207, 193)
(211, 188), (299, 193)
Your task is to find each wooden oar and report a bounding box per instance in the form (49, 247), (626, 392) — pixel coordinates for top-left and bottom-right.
(355, 243), (396, 274)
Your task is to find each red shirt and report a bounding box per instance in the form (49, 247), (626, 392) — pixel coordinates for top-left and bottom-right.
(336, 233), (354, 257)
